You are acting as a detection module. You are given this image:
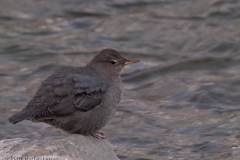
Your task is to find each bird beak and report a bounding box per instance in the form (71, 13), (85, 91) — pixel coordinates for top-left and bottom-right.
(124, 59), (140, 65)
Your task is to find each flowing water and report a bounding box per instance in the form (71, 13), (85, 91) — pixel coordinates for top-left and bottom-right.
(1, 0), (240, 159)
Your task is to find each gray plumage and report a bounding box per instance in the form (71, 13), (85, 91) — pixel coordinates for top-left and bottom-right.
(8, 48), (139, 138)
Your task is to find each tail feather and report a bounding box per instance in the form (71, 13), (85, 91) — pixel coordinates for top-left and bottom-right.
(8, 110), (32, 124)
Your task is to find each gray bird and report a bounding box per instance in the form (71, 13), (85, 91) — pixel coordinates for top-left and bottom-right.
(8, 48), (139, 139)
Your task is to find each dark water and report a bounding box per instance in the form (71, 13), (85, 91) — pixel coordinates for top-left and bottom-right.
(1, 0), (240, 159)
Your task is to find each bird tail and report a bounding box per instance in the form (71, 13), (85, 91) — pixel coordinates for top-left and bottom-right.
(8, 110), (32, 124)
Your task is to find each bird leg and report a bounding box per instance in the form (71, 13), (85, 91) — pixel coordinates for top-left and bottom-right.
(91, 132), (106, 139)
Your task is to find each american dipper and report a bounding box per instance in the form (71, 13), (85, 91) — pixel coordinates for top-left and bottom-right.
(8, 48), (139, 139)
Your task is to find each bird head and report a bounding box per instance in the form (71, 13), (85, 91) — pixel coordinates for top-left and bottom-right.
(87, 48), (140, 79)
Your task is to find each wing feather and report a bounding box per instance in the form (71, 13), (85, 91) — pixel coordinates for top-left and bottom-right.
(29, 70), (108, 120)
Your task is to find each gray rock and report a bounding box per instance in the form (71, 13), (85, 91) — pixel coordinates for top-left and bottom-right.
(0, 134), (120, 160)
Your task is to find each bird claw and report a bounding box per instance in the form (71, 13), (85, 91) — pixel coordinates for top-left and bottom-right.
(91, 132), (106, 139)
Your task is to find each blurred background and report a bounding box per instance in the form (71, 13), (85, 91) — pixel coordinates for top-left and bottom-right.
(1, 0), (240, 159)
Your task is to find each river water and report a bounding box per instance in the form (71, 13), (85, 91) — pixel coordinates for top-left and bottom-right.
(1, 0), (240, 159)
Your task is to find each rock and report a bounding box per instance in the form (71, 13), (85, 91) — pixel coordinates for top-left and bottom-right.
(0, 134), (120, 160)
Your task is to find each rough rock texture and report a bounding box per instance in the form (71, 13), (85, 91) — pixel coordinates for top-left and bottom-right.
(0, 134), (119, 160)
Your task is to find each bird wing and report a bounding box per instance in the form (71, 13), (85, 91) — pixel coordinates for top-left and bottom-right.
(47, 92), (103, 116)
(26, 69), (109, 120)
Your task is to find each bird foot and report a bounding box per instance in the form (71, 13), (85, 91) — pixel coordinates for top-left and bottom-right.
(91, 132), (106, 139)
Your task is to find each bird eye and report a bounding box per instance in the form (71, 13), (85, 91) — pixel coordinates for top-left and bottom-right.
(110, 60), (117, 64)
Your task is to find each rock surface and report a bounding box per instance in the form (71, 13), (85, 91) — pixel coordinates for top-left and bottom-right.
(0, 134), (120, 160)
